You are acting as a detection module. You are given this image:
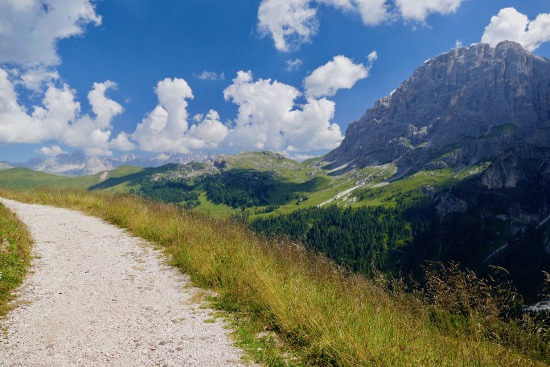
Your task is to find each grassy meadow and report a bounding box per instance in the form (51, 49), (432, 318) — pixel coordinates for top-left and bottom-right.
(0, 201), (33, 317)
(0, 188), (548, 366)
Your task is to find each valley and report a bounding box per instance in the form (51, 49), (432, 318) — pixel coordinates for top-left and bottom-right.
(1, 147), (548, 301)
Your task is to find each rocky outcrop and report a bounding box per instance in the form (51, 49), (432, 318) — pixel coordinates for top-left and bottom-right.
(324, 41), (550, 178)
(319, 43), (550, 299)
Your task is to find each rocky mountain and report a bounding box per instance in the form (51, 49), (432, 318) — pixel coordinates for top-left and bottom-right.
(320, 41), (550, 300)
(110, 153), (138, 164)
(15, 151), (212, 176)
(122, 151), (212, 168)
(21, 151), (114, 176)
(324, 41), (550, 179)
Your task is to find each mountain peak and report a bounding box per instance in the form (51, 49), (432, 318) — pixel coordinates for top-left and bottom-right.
(495, 39), (526, 53)
(70, 151), (86, 160)
(113, 153), (138, 163)
(323, 42), (550, 177)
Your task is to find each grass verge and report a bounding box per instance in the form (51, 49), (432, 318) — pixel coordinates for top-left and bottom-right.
(0, 201), (33, 318)
(0, 188), (548, 367)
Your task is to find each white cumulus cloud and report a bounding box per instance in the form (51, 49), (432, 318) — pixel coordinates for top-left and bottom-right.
(186, 110), (229, 150)
(258, 0), (390, 51)
(353, 0), (391, 26)
(0, 0), (140, 156)
(110, 132), (136, 151)
(124, 59), (367, 156)
(317, 0), (353, 9)
(222, 71), (343, 154)
(60, 82), (124, 156)
(195, 71), (225, 81)
(481, 7), (550, 52)
(38, 145), (66, 156)
(0, 70), (124, 156)
(258, 0), (466, 51)
(258, 0), (318, 52)
(367, 50), (378, 63)
(395, 0), (464, 22)
(19, 67), (60, 92)
(304, 55), (369, 98)
(89, 81), (124, 129)
(131, 78), (193, 153)
(131, 78), (229, 153)
(316, 0), (390, 25)
(0, 0), (101, 66)
(286, 58), (304, 71)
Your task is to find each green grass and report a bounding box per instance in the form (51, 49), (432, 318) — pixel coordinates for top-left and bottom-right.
(0, 166), (143, 192)
(354, 168), (460, 208)
(0, 168), (89, 190)
(1, 188), (547, 367)
(0, 151), (485, 218)
(195, 192), (237, 217)
(0, 202), (33, 317)
(88, 165), (147, 192)
(250, 164), (397, 216)
(0, 154), (441, 220)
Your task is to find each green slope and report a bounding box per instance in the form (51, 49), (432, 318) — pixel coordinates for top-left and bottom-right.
(0, 168), (92, 190)
(0, 166), (143, 191)
(0, 154), (484, 218)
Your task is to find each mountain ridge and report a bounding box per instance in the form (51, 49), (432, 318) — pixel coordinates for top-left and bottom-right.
(10, 151), (212, 176)
(323, 41), (550, 179)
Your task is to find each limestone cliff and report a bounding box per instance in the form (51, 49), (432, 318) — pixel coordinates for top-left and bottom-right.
(324, 41), (550, 179)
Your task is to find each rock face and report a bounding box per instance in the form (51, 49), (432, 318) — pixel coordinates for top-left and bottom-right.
(321, 41), (550, 298)
(324, 41), (550, 178)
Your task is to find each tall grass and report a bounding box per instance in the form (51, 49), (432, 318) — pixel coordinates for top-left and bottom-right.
(0, 202), (33, 317)
(1, 188), (548, 367)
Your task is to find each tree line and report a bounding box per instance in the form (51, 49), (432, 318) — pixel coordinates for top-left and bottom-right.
(250, 205), (412, 274)
(205, 170), (273, 209)
(130, 179), (200, 209)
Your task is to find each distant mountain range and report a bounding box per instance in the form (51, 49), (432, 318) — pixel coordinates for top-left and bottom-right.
(2, 151), (211, 176)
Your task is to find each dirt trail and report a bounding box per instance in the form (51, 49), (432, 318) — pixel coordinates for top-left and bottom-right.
(0, 198), (252, 367)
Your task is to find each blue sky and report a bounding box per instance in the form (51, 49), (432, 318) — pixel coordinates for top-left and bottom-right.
(1, 0), (550, 162)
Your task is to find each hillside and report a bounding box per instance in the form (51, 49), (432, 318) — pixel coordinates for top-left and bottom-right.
(0, 166), (143, 191)
(1, 189), (548, 367)
(0, 168), (94, 190)
(318, 41), (550, 299)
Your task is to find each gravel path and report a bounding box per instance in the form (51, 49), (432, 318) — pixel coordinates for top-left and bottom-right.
(0, 198), (252, 367)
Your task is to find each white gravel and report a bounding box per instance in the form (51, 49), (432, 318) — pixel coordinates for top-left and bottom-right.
(0, 198), (253, 367)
